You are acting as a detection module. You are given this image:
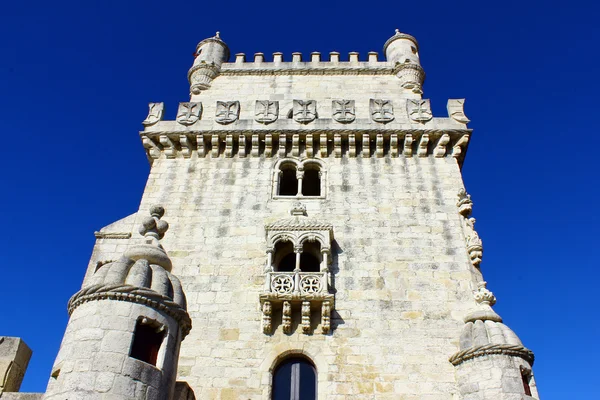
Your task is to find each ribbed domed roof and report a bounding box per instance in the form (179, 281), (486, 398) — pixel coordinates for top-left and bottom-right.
(459, 319), (523, 350)
(87, 256), (187, 309)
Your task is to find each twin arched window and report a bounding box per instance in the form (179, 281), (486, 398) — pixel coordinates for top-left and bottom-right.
(277, 161), (322, 197)
(273, 240), (322, 273)
(273, 357), (317, 400)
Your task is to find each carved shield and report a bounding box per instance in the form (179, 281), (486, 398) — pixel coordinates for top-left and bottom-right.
(176, 102), (202, 125)
(215, 101), (240, 124)
(332, 99), (355, 123)
(447, 99), (470, 123)
(293, 100), (317, 123)
(255, 100), (279, 124)
(407, 99), (433, 123)
(370, 99), (394, 123)
(142, 102), (164, 126)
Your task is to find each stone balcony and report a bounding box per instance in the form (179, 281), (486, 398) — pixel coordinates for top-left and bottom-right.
(260, 271), (334, 335)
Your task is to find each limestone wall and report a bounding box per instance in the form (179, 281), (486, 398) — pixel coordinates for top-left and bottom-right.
(118, 154), (483, 399)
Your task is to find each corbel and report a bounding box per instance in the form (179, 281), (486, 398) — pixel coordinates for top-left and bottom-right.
(362, 133), (370, 158)
(159, 135), (177, 159)
(252, 134), (260, 157)
(418, 133), (429, 157)
(403, 133), (413, 157)
(390, 133), (398, 157)
(334, 133), (342, 158)
(434, 133), (450, 158)
(376, 133), (384, 158)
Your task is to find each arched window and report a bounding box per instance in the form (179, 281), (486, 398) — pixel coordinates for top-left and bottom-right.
(130, 318), (165, 367)
(300, 241), (321, 272)
(278, 164), (298, 196)
(274, 241), (295, 272)
(301, 165), (321, 197)
(272, 357), (317, 400)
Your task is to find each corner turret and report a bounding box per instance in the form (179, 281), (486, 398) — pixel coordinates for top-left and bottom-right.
(188, 32), (230, 95)
(449, 283), (540, 399)
(43, 206), (191, 400)
(384, 29), (425, 94)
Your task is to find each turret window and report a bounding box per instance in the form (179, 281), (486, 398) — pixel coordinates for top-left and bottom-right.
(130, 318), (165, 367)
(521, 366), (532, 396)
(273, 159), (326, 199)
(272, 357), (317, 400)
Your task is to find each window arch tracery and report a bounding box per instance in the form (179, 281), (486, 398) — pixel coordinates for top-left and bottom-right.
(273, 159), (326, 199)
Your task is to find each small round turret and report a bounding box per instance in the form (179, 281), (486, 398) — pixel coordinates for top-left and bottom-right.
(44, 206), (191, 400)
(188, 32), (230, 95)
(384, 29), (425, 94)
(449, 283), (539, 399)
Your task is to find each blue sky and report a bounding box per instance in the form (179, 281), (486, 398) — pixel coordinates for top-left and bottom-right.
(1, 0), (597, 397)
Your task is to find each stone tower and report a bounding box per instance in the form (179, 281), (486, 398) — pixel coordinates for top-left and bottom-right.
(2, 30), (540, 400)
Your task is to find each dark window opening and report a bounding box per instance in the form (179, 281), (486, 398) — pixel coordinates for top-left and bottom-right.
(521, 368), (532, 396)
(272, 357), (317, 400)
(274, 241), (295, 272)
(279, 166), (298, 196)
(300, 241), (322, 272)
(300, 253), (320, 272)
(302, 168), (321, 196)
(130, 320), (165, 366)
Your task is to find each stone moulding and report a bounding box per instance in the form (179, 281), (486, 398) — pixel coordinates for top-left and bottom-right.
(93, 232), (132, 239)
(139, 129), (471, 167)
(448, 343), (535, 366)
(68, 284), (192, 338)
(219, 63), (395, 76)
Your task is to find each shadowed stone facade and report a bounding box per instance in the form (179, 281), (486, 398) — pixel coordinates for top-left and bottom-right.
(2, 30), (540, 399)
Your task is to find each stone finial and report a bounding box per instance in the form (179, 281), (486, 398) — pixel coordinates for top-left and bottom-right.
(464, 281), (502, 323)
(215, 31), (220, 39)
(395, 28), (400, 34)
(457, 188), (473, 217)
(290, 202), (307, 216)
(474, 281), (496, 306)
(139, 205), (169, 243)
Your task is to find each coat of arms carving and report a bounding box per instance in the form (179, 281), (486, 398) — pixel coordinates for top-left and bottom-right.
(255, 100), (279, 124)
(293, 100), (317, 123)
(447, 99), (470, 123)
(142, 102), (164, 126)
(370, 99), (394, 123)
(332, 100), (355, 123)
(407, 99), (433, 123)
(176, 102), (202, 125)
(215, 101), (240, 124)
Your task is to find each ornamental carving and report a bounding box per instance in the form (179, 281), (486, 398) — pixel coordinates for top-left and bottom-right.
(176, 102), (202, 125)
(293, 100), (317, 123)
(447, 99), (470, 123)
(457, 188), (483, 268)
(215, 101), (240, 124)
(142, 102), (164, 126)
(260, 203), (334, 335)
(255, 100), (279, 124)
(407, 99), (433, 123)
(370, 99), (394, 123)
(332, 99), (355, 123)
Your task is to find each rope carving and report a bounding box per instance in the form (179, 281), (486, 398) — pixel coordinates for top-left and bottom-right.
(68, 284), (192, 337)
(449, 343), (534, 366)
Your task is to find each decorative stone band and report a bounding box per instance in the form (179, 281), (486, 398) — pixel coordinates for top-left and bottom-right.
(259, 292), (335, 302)
(140, 129), (471, 167)
(68, 284), (192, 338)
(265, 220), (333, 231)
(93, 232), (132, 239)
(218, 64), (394, 76)
(449, 344), (535, 367)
